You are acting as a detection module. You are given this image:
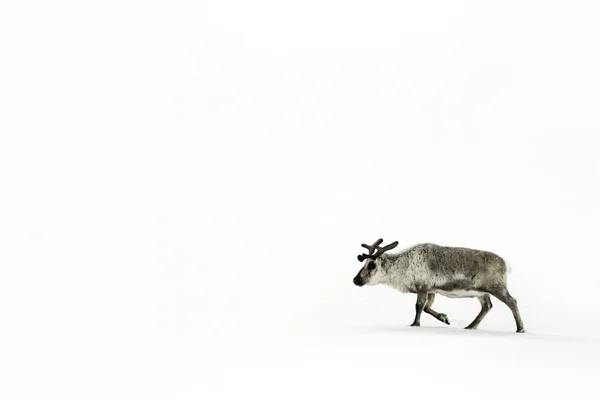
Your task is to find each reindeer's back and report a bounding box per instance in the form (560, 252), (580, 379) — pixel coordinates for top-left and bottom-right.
(411, 243), (508, 285)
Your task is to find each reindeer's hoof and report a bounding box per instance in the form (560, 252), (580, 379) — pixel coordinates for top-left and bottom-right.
(516, 328), (526, 333)
(439, 314), (450, 325)
(464, 325), (477, 330)
(410, 322), (420, 327)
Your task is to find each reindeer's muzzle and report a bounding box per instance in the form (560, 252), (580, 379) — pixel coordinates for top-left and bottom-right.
(353, 276), (364, 287)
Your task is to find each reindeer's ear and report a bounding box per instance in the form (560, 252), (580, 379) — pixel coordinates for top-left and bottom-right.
(357, 254), (367, 262)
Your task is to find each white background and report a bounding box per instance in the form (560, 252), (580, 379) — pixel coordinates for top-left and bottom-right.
(2, 1), (600, 399)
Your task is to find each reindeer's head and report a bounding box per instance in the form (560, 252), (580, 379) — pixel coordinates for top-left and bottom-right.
(353, 238), (398, 287)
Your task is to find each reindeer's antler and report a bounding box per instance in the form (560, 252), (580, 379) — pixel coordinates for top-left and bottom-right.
(361, 238), (383, 255)
(357, 239), (399, 262)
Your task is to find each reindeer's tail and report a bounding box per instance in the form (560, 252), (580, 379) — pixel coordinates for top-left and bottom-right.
(504, 259), (512, 274)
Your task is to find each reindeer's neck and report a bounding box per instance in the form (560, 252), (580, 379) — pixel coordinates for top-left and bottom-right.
(381, 251), (408, 271)
(380, 252), (412, 291)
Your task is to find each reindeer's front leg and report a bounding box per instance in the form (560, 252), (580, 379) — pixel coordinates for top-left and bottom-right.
(410, 292), (428, 327)
(424, 293), (450, 325)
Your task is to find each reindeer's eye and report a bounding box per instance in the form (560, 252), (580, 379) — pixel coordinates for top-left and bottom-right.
(367, 262), (376, 270)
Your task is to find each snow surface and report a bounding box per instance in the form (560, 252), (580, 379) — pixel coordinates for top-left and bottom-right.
(2, 1), (600, 399)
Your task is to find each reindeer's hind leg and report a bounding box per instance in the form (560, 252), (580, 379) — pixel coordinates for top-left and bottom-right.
(465, 294), (492, 330)
(424, 293), (450, 325)
(489, 287), (525, 333)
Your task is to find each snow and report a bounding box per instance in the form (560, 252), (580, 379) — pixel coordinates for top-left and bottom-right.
(212, 329), (599, 399)
(206, 249), (600, 399)
(2, 1), (600, 399)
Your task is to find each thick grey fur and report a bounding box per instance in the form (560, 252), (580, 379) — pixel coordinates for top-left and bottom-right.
(353, 242), (525, 333)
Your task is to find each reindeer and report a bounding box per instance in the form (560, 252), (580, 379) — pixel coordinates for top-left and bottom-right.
(353, 239), (525, 333)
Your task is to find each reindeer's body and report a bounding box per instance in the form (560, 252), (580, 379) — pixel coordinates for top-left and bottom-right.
(382, 243), (508, 296)
(353, 241), (525, 333)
